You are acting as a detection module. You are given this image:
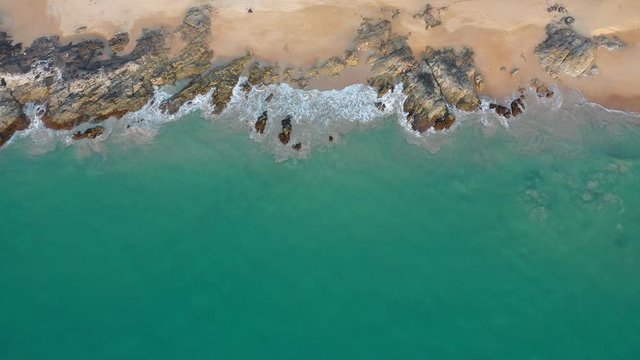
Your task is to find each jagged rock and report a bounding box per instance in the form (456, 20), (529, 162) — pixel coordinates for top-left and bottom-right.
(108, 33), (130, 53)
(292, 142), (302, 151)
(161, 53), (252, 115)
(535, 19), (625, 78)
(255, 111), (268, 134)
(0, 89), (28, 146)
(278, 115), (293, 144)
(424, 47), (482, 112)
(265, 93), (274, 102)
(72, 126), (105, 140)
(413, 4), (445, 29)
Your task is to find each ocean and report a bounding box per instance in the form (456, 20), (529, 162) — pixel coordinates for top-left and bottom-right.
(0, 85), (639, 359)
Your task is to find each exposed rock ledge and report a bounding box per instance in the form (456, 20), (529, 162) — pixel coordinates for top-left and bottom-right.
(0, 6), (627, 147)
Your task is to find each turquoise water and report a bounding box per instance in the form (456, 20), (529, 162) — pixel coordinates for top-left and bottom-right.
(1, 105), (639, 359)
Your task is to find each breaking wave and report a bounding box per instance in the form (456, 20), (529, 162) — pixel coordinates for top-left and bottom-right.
(6, 77), (640, 161)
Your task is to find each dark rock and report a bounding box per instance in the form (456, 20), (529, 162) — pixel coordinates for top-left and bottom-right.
(375, 101), (386, 111)
(292, 142), (302, 151)
(72, 126), (105, 140)
(255, 111), (268, 134)
(265, 93), (274, 102)
(490, 104), (512, 118)
(510, 98), (525, 116)
(278, 115), (292, 145)
(329, 135), (334, 142)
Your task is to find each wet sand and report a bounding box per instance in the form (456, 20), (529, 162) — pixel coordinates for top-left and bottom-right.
(1, 0), (639, 111)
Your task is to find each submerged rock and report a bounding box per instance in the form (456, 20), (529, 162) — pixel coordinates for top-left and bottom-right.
(535, 18), (625, 78)
(72, 126), (105, 140)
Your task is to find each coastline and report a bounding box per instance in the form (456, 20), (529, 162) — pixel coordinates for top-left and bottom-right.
(0, 0), (639, 148)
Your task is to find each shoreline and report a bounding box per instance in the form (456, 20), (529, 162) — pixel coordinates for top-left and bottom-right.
(0, 1), (639, 147)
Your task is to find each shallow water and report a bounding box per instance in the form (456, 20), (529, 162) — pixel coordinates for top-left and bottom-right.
(1, 102), (639, 359)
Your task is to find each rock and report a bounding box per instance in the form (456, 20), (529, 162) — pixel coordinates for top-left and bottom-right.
(265, 93), (274, 102)
(329, 135), (334, 142)
(292, 142), (302, 151)
(489, 103), (511, 118)
(413, 4), (445, 29)
(72, 126), (105, 140)
(510, 98), (525, 116)
(531, 78), (554, 98)
(278, 115), (292, 145)
(535, 19), (625, 78)
(255, 111), (268, 134)
(0, 89), (29, 147)
(375, 101), (386, 111)
(108, 32), (130, 53)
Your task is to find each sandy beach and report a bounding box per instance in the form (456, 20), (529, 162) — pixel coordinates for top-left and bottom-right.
(1, 0), (639, 110)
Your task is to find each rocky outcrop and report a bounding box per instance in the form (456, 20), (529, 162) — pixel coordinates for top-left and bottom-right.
(535, 18), (625, 78)
(72, 126), (105, 140)
(0, 89), (28, 146)
(0, 5), (214, 131)
(355, 18), (483, 132)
